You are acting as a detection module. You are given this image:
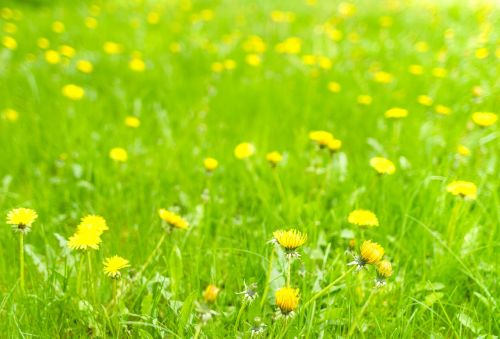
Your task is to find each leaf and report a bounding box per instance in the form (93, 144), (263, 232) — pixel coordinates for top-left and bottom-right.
(169, 245), (183, 297)
(456, 312), (482, 334)
(177, 292), (196, 335)
(424, 292), (443, 307)
(141, 294), (153, 316)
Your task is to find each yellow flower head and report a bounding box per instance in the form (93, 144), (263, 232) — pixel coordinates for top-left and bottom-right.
(62, 84), (85, 100)
(7, 208), (38, 233)
(203, 157), (218, 172)
(373, 71), (393, 84)
(273, 229), (307, 251)
(435, 105), (451, 115)
(275, 287), (299, 314)
(103, 41), (122, 55)
(234, 142), (255, 159)
(2, 36), (17, 49)
(360, 240), (384, 265)
(45, 50), (61, 64)
(357, 95), (373, 105)
(309, 130), (334, 147)
(417, 95), (433, 106)
(385, 107), (408, 119)
(109, 147), (128, 162)
(76, 60), (93, 73)
(103, 255), (130, 278)
(457, 145), (470, 157)
(348, 209), (379, 228)
(376, 260), (393, 278)
(446, 180), (477, 200)
(78, 215), (108, 235)
(67, 227), (102, 251)
(370, 157), (396, 175)
(471, 112), (497, 127)
(158, 209), (189, 229)
(203, 284), (220, 303)
(266, 151), (282, 167)
(2, 108), (19, 121)
(327, 138), (342, 153)
(129, 57), (146, 72)
(125, 116), (140, 128)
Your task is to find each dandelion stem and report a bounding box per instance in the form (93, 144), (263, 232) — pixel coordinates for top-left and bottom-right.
(286, 255), (292, 287)
(87, 251), (94, 302)
(347, 288), (376, 337)
(260, 248), (275, 309)
(19, 233), (25, 292)
(233, 302), (246, 333)
(303, 266), (354, 310)
(447, 199), (463, 245)
(135, 232), (167, 279)
(113, 279), (117, 306)
(76, 253), (84, 295)
(272, 169), (286, 204)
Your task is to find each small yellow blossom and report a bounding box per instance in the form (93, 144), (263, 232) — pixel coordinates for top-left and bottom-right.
(109, 147), (128, 162)
(37, 37), (50, 49)
(275, 287), (299, 314)
(414, 41), (429, 53)
(432, 67), (447, 78)
(76, 60), (93, 73)
(147, 11), (160, 24)
(327, 82), (341, 93)
(129, 57), (146, 72)
(409, 64), (424, 75)
(360, 240), (384, 264)
(78, 215), (109, 235)
(309, 130), (334, 147)
(125, 116), (140, 128)
(435, 105), (451, 115)
(457, 145), (470, 157)
(246, 54), (261, 66)
(103, 41), (123, 55)
(471, 112), (497, 127)
(275, 37), (301, 55)
(203, 157), (218, 172)
(2, 108), (19, 121)
(348, 210), (379, 228)
(85, 17), (98, 29)
(446, 180), (477, 200)
(373, 71), (393, 84)
(234, 142), (255, 159)
(417, 95), (433, 106)
(60, 45), (75, 58)
(103, 255), (130, 278)
(475, 47), (488, 59)
(327, 138), (342, 153)
(385, 107), (408, 119)
(376, 260), (393, 278)
(370, 157), (396, 175)
(45, 50), (61, 64)
(62, 84), (85, 100)
(158, 209), (189, 230)
(357, 95), (373, 105)
(6, 208), (38, 233)
(273, 229), (307, 251)
(242, 35), (266, 54)
(2, 36), (17, 49)
(224, 59), (236, 70)
(52, 21), (65, 33)
(203, 284), (220, 303)
(3, 22), (17, 34)
(266, 151), (282, 167)
(67, 227), (101, 251)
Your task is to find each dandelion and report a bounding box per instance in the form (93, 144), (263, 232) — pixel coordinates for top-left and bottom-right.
(348, 209), (379, 228)
(237, 282), (258, 303)
(349, 240), (385, 269)
(85, 17), (98, 29)
(327, 82), (341, 93)
(432, 67), (447, 78)
(409, 64), (424, 75)
(275, 287), (299, 316)
(125, 116), (140, 128)
(45, 50), (61, 64)
(203, 157), (218, 172)
(435, 105), (451, 115)
(62, 84), (85, 100)
(309, 130), (334, 147)
(2, 108), (19, 121)
(272, 229), (307, 252)
(103, 255), (130, 278)
(475, 47), (488, 59)
(103, 41), (122, 54)
(129, 57), (146, 72)
(471, 112), (497, 127)
(446, 180), (477, 200)
(37, 37), (49, 49)
(457, 145), (470, 157)
(266, 151), (282, 167)
(203, 284), (220, 303)
(373, 71), (393, 83)
(246, 54), (261, 66)
(417, 95), (433, 106)
(234, 142), (255, 159)
(78, 215), (109, 235)
(60, 45), (75, 58)
(51, 21), (65, 33)
(76, 59), (93, 73)
(2, 36), (17, 49)
(67, 227), (102, 251)
(385, 107), (408, 119)
(158, 208), (189, 230)
(375, 259), (393, 286)
(109, 147), (128, 162)
(327, 138), (342, 153)
(357, 95), (373, 105)
(370, 157), (396, 175)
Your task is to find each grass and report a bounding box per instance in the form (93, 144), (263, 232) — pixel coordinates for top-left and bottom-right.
(0, 0), (499, 337)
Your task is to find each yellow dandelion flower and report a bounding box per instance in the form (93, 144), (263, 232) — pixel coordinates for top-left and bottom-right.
(2, 108), (19, 121)
(129, 57), (146, 72)
(37, 37), (50, 49)
(242, 35), (266, 54)
(275, 287), (299, 315)
(3, 22), (17, 34)
(147, 11), (160, 25)
(246, 54), (261, 67)
(78, 215), (109, 235)
(45, 50), (61, 64)
(409, 64), (424, 75)
(275, 37), (301, 55)
(417, 95), (433, 106)
(76, 59), (93, 73)
(373, 71), (393, 84)
(457, 145), (470, 157)
(446, 180), (477, 200)
(309, 130), (334, 147)
(211, 62), (224, 73)
(85, 17), (98, 29)
(234, 142), (255, 159)
(103, 255), (130, 278)
(158, 209), (189, 230)
(60, 45), (75, 58)
(376, 260), (393, 278)
(266, 151), (282, 167)
(109, 147), (128, 162)
(357, 95), (373, 105)
(51, 21), (65, 33)
(62, 84), (85, 100)
(471, 112), (497, 127)
(273, 229), (307, 251)
(385, 107), (408, 119)
(103, 41), (123, 55)
(67, 227), (101, 251)
(327, 138), (342, 153)
(475, 47), (488, 59)
(370, 157), (396, 175)
(327, 82), (341, 93)
(2, 36), (17, 49)
(125, 116), (140, 128)
(203, 284), (220, 303)
(435, 105), (451, 115)
(6, 208), (38, 233)
(359, 240), (384, 265)
(203, 157), (219, 172)
(432, 67), (447, 78)
(414, 41), (429, 53)
(348, 209), (379, 228)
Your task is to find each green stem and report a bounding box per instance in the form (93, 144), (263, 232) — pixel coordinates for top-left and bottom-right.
(233, 302), (246, 333)
(303, 266), (354, 310)
(272, 169), (286, 204)
(260, 248), (275, 309)
(87, 251), (94, 302)
(347, 288), (376, 337)
(193, 324), (202, 339)
(447, 199), (463, 245)
(76, 254), (84, 295)
(113, 279), (117, 306)
(286, 256), (292, 287)
(135, 232), (167, 279)
(19, 233), (24, 292)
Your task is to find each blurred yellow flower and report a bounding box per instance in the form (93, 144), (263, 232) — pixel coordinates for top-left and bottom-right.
(246, 54), (261, 66)
(409, 64), (424, 75)
(414, 41), (429, 53)
(471, 112), (497, 127)
(103, 41), (123, 55)
(432, 67), (447, 78)
(76, 59), (93, 73)
(275, 37), (301, 54)
(158, 209), (189, 229)
(446, 180), (477, 199)
(276, 287), (299, 315)
(7, 208), (38, 233)
(203, 157), (218, 172)
(85, 17), (98, 29)
(338, 2), (356, 17)
(103, 255), (130, 278)
(67, 227), (101, 250)
(370, 157), (396, 175)
(273, 229), (307, 251)
(78, 215), (109, 235)
(475, 47), (488, 59)
(45, 50), (61, 64)
(242, 35), (266, 54)
(457, 145), (470, 157)
(348, 209), (379, 228)
(203, 284), (220, 303)
(234, 142), (255, 159)
(2, 108), (19, 121)
(109, 147), (128, 162)
(129, 57), (146, 72)
(309, 130), (334, 147)
(147, 11), (160, 24)
(376, 260), (393, 278)
(435, 105), (451, 115)
(417, 95), (433, 106)
(373, 71), (393, 84)
(266, 151), (282, 167)
(360, 240), (384, 264)
(62, 84), (85, 100)
(60, 45), (75, 58)
(52, 21), (65, 33)
(327, 138), (342, 153)
(3, 22), (17, 34)
(2, 36), (17, 49)
(224, 59), (236, 70)
(270, 11), (295, 23)
(327, 82), (341, 93)
(125, 116), (140, 128)
(357, 95), (373, 105)
(37, 37), (50, 49)
(385, 107), (408, 119)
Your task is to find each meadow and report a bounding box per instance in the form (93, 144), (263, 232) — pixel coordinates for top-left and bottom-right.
(1, 0), (499, 337)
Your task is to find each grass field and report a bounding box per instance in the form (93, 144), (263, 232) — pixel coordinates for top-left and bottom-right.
(1, 0), (499, 337)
